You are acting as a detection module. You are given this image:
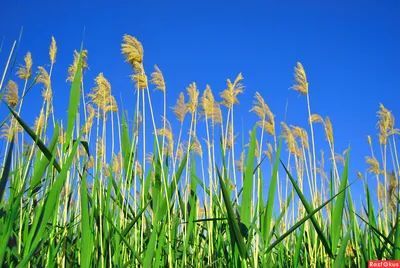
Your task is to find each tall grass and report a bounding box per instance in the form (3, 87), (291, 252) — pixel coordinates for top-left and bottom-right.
(0, 34), (399, 267)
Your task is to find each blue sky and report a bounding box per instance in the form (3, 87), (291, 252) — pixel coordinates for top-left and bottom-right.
(0, 1), (399, 204)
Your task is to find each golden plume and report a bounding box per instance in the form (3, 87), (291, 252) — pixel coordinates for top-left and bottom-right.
(291, 126), (309, 150)
(365, 156), (384, 175)
(67, 50), (89, 82)
(281, 122), (301, 157)
(121, 34), (144, 72)
(150, 65), (166, 92)
(172, 92), (187, 123)
(220, 73), (244, 108)
(49, 36), (57, 65)
(186, 82), (199, 114)
(377, 103), (394, 145)
(16, 52), (33, 80)
(291, 62), (308, 95)
(37, 67), (52, 101)
(4, 80), (19, 107)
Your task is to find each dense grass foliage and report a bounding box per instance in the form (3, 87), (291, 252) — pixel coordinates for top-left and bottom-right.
(0, 35), (399, 267)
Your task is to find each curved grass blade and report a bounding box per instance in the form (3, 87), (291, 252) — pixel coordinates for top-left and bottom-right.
(265, 178), (358, 254)
(216, 166), (248, 262)
(7, 106), (61, 172)
(80, 167), (91, 268)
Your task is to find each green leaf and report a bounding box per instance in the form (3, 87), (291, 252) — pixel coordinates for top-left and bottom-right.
(80, 167), (91, 268)
(0, 136), (13, 202)
(64, 47), (83, 151)
(280, 159), (334, 259)
(8, 106), (61, 172)
(331, 150), (350, 253)
(241, 125), (257, 227)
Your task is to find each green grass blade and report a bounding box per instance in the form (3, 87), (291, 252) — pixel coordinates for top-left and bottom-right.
(280, 159), (334, 259)
(216, 166), (248, 262)
(80, 167), (91, 268)
(241, 125), (257, 227)
(64, 47), (83, 151)
(331, 150), (350, 254)
(265, 177), (357, 254)
(8, 106), (61, 172)
(0, 137), (13, 202)
(263, 139), (282, 245)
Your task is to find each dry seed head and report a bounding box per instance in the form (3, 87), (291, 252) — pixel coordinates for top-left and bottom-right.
(67, 50), (89, 82)
(377, 103), (394, 145)
(220, 73), (244, 108)
(291, 126), (309, 150)
(33, 110), (45, 133)
(235, 152), (245, 172)
(150, 65), (166, 92)
(96, 137), (104, 157)
(86, 155), (94, 169)
(192, 138), (203, 157)
(0, 119), (23, 142)
(112, 152), (123, 177)
(291, 62), (308, 95)
(88, 73), (114, 113)
(356, 171), (363, 180)
(310, 114), (324, 124)
(37, 66), (52, 101)
(49, 36), (57, 65)
(135, 160), (142, 176)
(333, 153), (345, 165)
(16, 52), (33, 80)
(121, 34), (144, 70)
(172, 92), (187, 123)
(201, 85), (215, 119)
(131, 72), (148, 90)
(281, 122), (301, 157)
(365, 156), (383, 175)
(4, 80), (19, 107)
(186, 82), (199, 114)
(324, 116), (334, 143)
(250, 92), (269, 121)
(388, 171), (398, 211)
(176, 142), (184, 162)
(377, 180), (385, 203)
(225, 125), (238, 150)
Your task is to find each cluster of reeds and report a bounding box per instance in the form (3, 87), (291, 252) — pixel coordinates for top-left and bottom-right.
(0, 34), (398, 267)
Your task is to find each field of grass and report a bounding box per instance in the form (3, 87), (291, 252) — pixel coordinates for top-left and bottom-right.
(0, 34), (398, 267)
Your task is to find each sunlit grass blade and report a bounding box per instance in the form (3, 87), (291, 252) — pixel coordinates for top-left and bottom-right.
(280, 159), (334, 258)
(265, 177), (358, 254)
(64, 47), (83, 151)
(241, 125), (257, 227)
(216, 166), (248, 262)
(331, 150), (350, 253)
(8, 106), (61, 172)
(80, 167), (91, 268)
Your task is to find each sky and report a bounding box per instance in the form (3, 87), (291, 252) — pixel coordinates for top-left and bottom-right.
(0, 1), (399, 205)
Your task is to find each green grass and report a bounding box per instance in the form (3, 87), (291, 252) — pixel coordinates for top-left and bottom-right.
(0, 34), (399, 267)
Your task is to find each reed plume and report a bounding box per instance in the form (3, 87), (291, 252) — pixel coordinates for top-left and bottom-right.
(16, 52), (32, 80)
(4, 80), (19, 107)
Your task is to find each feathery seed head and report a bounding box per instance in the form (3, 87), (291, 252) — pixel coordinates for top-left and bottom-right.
(17, 52), (33, 80)
(367, 135), (372, 146)
(131, 72), (148, 90)
(365, 156), (383, 175)
(49, 36), (57, 65)
(150, 65), (166, 92)
(4, 80), (19, 107)
(220, 73), (244, 108)
(67, 50), (89, 82)
(377, 103), (394, 145)
(172, 92), (187, 123)
(291, 62), (308, 95)
(37, 67), (52, 101)
(310, 114), (324, 124)
(187, 82), (199, 114)
(291, 126), (309, 150)
(281, 122), (301, 157)
(121, 34), (144, 70)
(324, 116), (333, 143)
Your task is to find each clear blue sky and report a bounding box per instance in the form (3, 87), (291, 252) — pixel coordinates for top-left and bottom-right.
(1, 1), (399, 202)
